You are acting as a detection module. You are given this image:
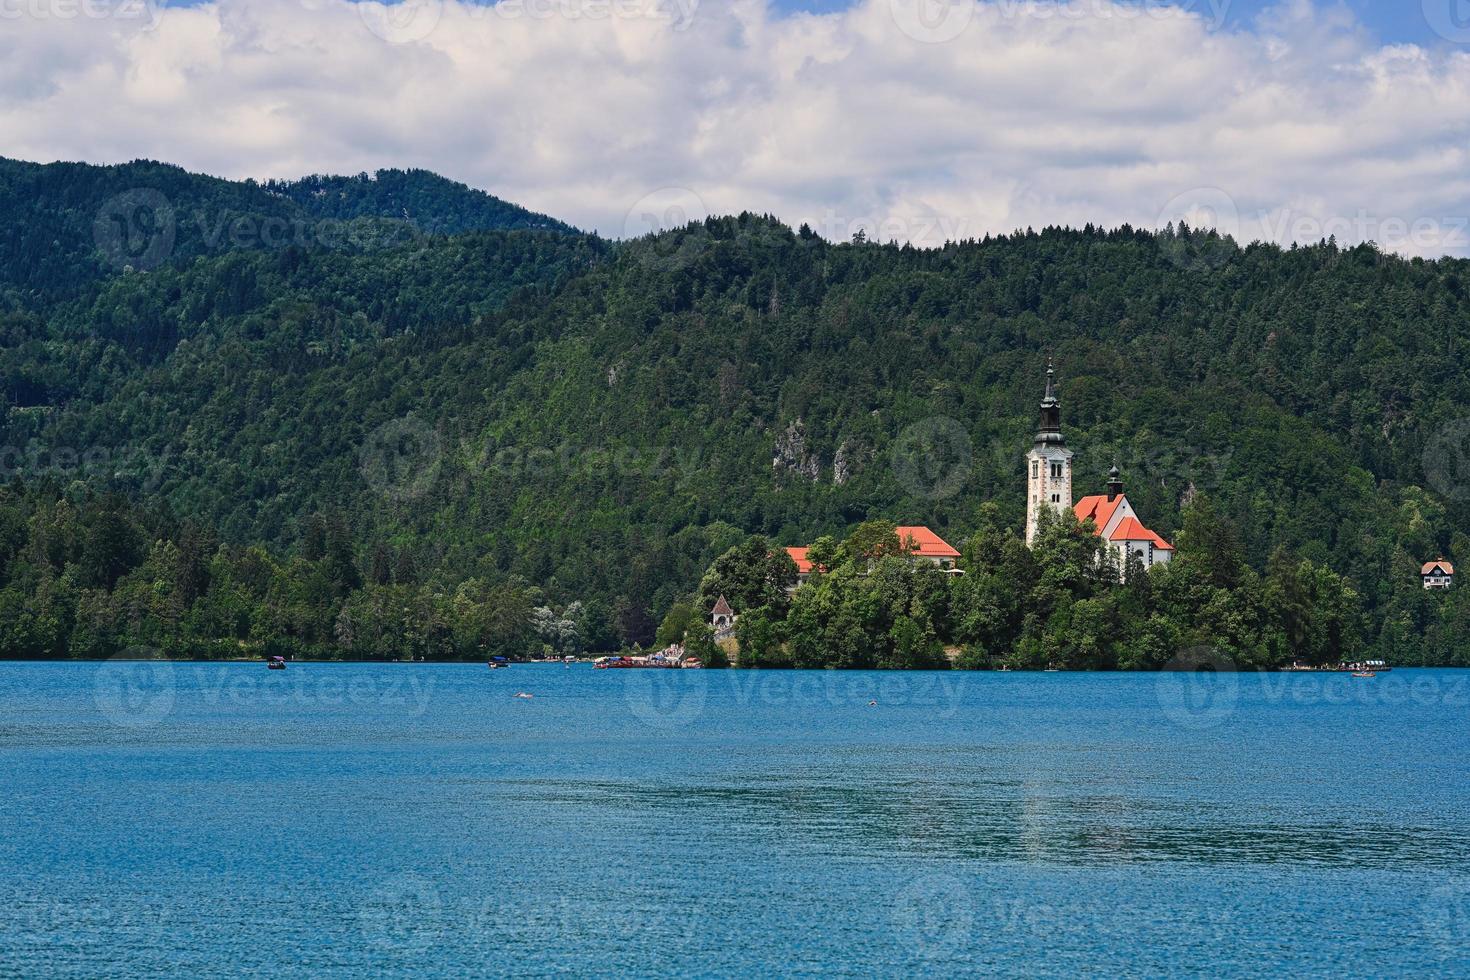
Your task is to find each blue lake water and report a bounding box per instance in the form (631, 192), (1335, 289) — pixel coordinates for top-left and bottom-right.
(2, 661), (1468, 977)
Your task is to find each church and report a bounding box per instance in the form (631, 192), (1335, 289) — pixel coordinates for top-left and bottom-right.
(1025, 362), (1173, 577)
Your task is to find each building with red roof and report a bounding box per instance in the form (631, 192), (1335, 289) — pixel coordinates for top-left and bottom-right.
(1070, 467), (1174, 579)
(1422, 559), (1454, 590)
(784, 526), (961, 589)
(785, 546), (819, 586)
(1023, 363), (1172, 580)
(894, 527), (961, 567)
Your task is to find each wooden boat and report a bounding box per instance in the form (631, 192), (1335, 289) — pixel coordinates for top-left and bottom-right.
(1352, 670), (1376, 678)
(267, 656), (287, 670)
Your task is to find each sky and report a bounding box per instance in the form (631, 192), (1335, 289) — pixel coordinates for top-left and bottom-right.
(5, 0), (1470, 255)
(775, 0), (1461, 45)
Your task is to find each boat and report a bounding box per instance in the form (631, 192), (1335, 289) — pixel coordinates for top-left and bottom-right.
(267, 656), (287, 670)
(487, 656), (510, 669)
(1352, 670), (1376, 678)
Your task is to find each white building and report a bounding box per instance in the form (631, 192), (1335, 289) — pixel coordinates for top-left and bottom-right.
(1074, 467), (1174, 577)
(710, 595), (737, 633)
(1422, 560), (1454, 590)
(1025, 361), (1074, 546)
(1024, 363), (1173, 578)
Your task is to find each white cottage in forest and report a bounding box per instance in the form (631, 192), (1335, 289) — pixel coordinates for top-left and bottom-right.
(1024, 362), (1173, 578)
(1422, 560), (1454, 590)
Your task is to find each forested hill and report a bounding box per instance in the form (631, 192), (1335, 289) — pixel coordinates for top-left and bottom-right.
(0, 158), (575, 306)
(2, 158), (1470, 663)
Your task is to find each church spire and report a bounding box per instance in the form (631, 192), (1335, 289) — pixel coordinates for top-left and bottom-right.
(1035, 359), (1065, 446)
(1025, 357), (1074, 547)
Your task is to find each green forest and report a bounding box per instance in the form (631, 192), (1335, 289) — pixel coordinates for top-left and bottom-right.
(2, 156), (1469, 666)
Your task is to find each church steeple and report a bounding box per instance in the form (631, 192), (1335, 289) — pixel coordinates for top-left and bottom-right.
(1035, 359), (1065, 447)
(1025, 358), (1074, 546)
(1107, 465), (1124, 502)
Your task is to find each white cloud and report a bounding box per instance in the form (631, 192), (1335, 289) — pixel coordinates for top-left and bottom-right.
(4, 0), (1470, 255)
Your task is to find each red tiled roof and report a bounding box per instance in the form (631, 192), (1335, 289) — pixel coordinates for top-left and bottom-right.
(1423, 560), (1455, 576)
(1106, 516), (1174, 550)
(711, 595), (734, 617)
(894, 526), (960, 559)
(1074, 494), (1125, 532)
(785, 547), (815, 574)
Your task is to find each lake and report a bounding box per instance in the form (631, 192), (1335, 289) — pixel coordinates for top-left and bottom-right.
(2, 661), (1468, 976)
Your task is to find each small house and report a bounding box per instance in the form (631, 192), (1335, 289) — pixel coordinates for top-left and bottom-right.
(1422, 560), (1454, 590)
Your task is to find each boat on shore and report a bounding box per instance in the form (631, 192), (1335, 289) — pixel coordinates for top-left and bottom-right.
(1284, 660), (1391, 674)
(594, 653), (703, 670)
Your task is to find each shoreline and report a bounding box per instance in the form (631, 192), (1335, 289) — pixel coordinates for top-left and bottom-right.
(2, 659), (1465, 672)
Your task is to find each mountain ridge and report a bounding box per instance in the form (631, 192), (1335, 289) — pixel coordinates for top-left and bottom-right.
(1, 161), (1469, 662)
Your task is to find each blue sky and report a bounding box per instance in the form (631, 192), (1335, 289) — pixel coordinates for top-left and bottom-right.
(154, 0), (1461, 46)
(769, 0), (1453, 44)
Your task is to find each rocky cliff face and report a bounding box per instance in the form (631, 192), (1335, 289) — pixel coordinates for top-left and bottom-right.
(773, 419), (822, 482)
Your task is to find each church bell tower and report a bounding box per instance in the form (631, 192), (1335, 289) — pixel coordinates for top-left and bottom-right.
(1025, 360), (1074, 546)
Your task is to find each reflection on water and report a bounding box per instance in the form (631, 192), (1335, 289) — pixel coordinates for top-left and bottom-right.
(1, 663), (1467, 976)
